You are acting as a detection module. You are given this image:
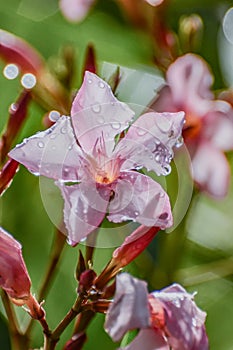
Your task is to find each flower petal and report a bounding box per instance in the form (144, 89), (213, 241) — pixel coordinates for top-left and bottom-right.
(105, 273), (150, 342)
(59, 0), (95, 22)
(115, 111), (184, 176)
(145, 0), (164, 6)
(165, 54), (214, 116)
(9, 116), (84, 181)
(108, 171), (172, 229)
(152, 283), (208, 350)
(57, 181), (111, 245)
(71, 71), (135, 155)
(119, 329), (169, 350)
(0, 226), (31, 300)
(191, 141), (230, 198)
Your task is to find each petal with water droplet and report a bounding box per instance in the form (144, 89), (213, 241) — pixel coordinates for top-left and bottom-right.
(71, 71), (135, 156)
(9, 116), (84, 181)
(57, 181), (111, 245)
(108, 171), (172, 229)
(115, 111), (184, 176)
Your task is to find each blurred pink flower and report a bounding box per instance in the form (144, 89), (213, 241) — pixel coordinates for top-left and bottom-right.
(105, 273), (208, 350)
(152, 53), (233, 198)
(0, 226), (31, 302)
(9, 72), (184, 245)
(59, 0), (164, 22)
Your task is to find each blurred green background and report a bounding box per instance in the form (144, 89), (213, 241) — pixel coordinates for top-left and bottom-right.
(1, 0), (233, 349)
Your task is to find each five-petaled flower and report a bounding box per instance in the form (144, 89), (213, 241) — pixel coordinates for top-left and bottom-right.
(105, 273), (209, 350)
(152, 53), (233, 198)
(9, 71), (184, 245)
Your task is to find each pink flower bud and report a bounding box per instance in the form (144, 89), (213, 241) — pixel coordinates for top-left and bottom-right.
(0, 227), (31, 302)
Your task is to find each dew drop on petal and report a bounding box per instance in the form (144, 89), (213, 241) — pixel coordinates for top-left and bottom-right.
(60, 127), (67, 134)
(175, 136), (183, 148)
(88, 79), (92, 84)
(192, 317), (197, 327)
(37, 141), (44, 148)
(92, 104), (101, 113)
(98, 81), (105, 89)
(163, 164), (171, 175)
(21, 73), (37, 89)
(155, 154), (161, 162)
(68, 144), (73, 150)
(3, 64), (19, 80)
(50, 133), (57, 140)
(111, 122), (121, 130)
(135, 211), (139, 216)
(173, 298), (181, 308)
(9, 103), (18, 113)
(49, 110), (60, 122)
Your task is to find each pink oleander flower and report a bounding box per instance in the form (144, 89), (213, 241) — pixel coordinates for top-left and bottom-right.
(0, 226), (31, 302)
(105, 273), (209, 350)
(9, 71), (184, 245)
(59, 0), (164, 22)
(152, 53), (233, 198)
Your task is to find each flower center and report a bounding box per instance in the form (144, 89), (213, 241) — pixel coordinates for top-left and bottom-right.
(183, 113), (202, 141)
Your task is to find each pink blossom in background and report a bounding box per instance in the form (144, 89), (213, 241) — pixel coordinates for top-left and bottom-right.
(152, 53), (233, 198)
(9, 72), (184, 245)
(0, 226), (31, 302)
(105, 273), (209, 350)
(59, 0), (164, 23)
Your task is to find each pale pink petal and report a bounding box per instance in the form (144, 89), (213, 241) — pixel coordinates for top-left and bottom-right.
(152, 283), (208, 350)
(151, 86), (178, 114)
(191, 141), (230, 198)
(115, 111), (184, 176)
(0, 227), (31, 300)
(165, 54), (214, 116)
(145, 0), (164, 6)
(108, 171), (172, 229)
(57, 181), (111, 245)
(119, 329), (169, 350)
(203, 104), (233, 150)
(9, 116), (84, 181)
(71, 71), (135, 155)
(59, 0), (95, 22)
(105, 273), (150, 342)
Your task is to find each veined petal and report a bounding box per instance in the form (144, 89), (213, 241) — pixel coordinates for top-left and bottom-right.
(71, 71), (135, 156)
(9, 116), (84, 181)
(165, 54), (214, 116)
(115, 112), (184, 176)
(191, 141), (230, 198)
(105, 273), (150, 342)
(108, 171), (172, 229)
(118, 329), (169, 350)
(152, 283), (208, 350)
(59, 0), (95, 22)
(57, 181), (111, 245)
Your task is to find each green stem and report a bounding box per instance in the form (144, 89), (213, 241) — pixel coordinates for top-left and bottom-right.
(1, 291), (29, 350)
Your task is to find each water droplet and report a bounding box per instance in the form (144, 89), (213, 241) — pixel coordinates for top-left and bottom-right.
(88, 79), (92, 84)
(68, 145), (73, 150)
(3, 64), (19, 79)
(60, 127), (67, 134)
(83, 208), (88, 214)
(175, 136), (183, 148)
(159, 192), (165, 198)
(135, 211), (139, 216)
(136, 128), (146, 136)
(63, 167), (69, 177)
(98, 81), (105, 89)
(97, 116), (105, 124)
(92, 104), (101, 113)
(155, 154), (161, 162)
(9, 103), (18, 113)
(163, 164), (171, 175)
(50, 133), (57, 139)
(37, 141), (44, 148)
(192, 317), (197, 327)
(173, 298), (181, 308)
(49, 110), (60, 122)
(159, 212), (168, 220)
(111, 122), (121, 130)
(21, 73), (37, 89)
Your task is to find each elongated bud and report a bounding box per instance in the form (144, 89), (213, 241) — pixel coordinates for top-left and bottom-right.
(82, 44), (97, 77)
(78, 269), (97, 295)
(64, 332), (87, 350)
(179, 14), (203, 52)
(76, 250), (86, 281)
(0, 159), (19, 195)
(0, 227), (31, 303)
(107, 66), (121, 94)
